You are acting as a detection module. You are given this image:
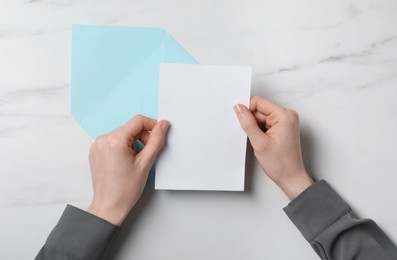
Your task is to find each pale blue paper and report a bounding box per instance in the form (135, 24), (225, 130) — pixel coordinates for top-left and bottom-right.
(71, 24), (198, 138)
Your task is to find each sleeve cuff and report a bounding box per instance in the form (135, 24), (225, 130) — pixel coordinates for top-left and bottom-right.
(283, 180), (351, 241)
(44, 205), (120, 259)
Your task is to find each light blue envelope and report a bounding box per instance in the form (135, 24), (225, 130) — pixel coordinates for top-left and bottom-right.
(71, 24), (198, 138)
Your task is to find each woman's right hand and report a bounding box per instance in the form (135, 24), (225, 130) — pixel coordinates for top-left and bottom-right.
(234, 96), (313, 200)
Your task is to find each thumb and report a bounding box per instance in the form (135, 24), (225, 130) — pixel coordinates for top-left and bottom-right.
(137, 120), (169, 166)
(234, 104), (267, 147)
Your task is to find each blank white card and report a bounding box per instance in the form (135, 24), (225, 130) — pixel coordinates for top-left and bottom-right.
(155, 64), (252, 191)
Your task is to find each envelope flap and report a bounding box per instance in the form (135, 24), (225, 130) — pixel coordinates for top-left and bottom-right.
(161, 34), (197, 64)
(71, 25), (168, 122)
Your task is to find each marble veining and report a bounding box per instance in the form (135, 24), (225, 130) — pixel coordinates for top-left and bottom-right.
(258, 36), (396, 77)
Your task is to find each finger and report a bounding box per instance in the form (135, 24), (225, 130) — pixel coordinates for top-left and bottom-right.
(233, 104), (268, 145)
(137, 120), (170, 166)
(253, 111), (268, 131)
(250, 96), (283, 116)
(116, 114), (157, 141)
(136, 131), (150, 145)
(253, 111), (267, 124)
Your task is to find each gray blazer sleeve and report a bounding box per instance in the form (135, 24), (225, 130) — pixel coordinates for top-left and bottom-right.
(35, 205), (120, 260)
(284, 180), (397, 260)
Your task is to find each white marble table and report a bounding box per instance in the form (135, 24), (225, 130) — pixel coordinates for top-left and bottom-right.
(1, 0), (397, 259)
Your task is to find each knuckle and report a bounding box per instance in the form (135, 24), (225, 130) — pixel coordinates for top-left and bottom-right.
(89, 142), (96, 153)
(279, 107), (288, 115)
(90, 135), (109, 157)
(134, 114), (144, 121)
(89, 144), (96, 159)
(107, 134), (124, 149)
(279, 108), (299, 122)
(94, 134), (105, 143)
(289, 109), (299, 119)
(250, 96), (260, 105)
(250, 95), (259, 102)
(286, 109), (300, 123)
(93, 135), (106, 148)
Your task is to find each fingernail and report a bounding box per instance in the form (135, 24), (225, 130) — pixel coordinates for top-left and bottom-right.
(233, 104), (244, 114)
(161, 120), (170, 131)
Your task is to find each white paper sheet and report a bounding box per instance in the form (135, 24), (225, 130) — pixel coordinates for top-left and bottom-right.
(155, 64), (252, 191)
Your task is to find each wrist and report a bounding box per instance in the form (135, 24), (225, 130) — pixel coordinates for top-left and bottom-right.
(277, 171), (313, 200)
(87, 200), (129, 226)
